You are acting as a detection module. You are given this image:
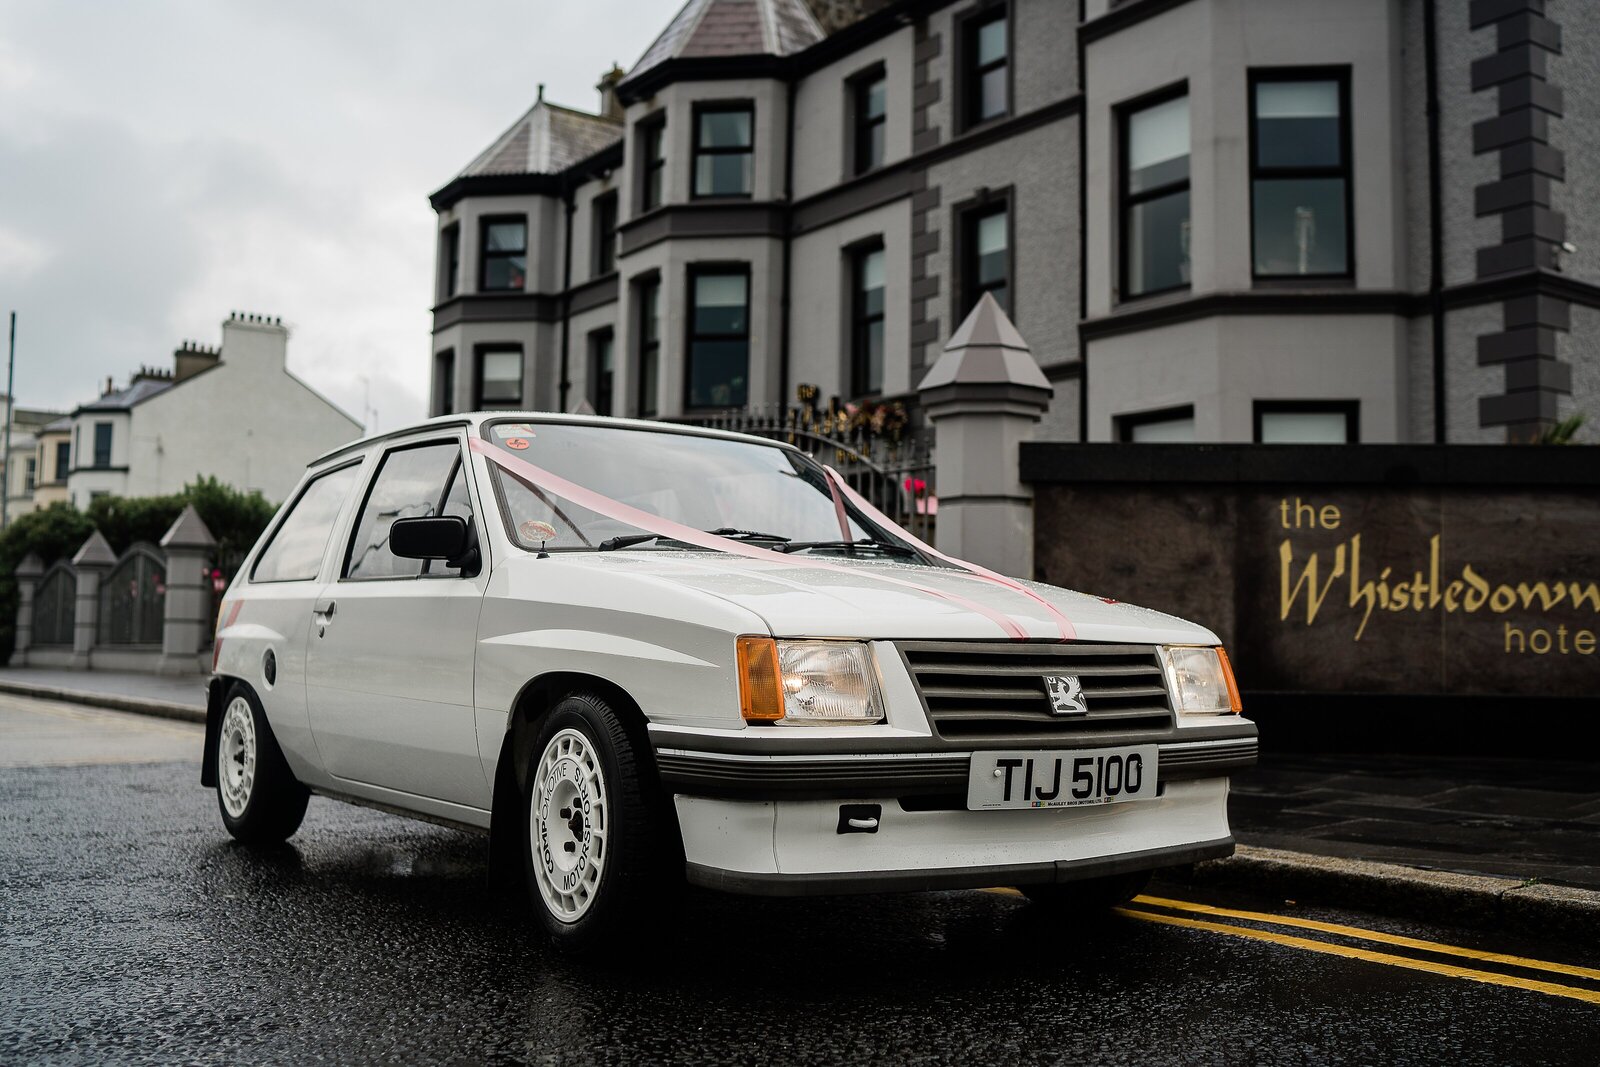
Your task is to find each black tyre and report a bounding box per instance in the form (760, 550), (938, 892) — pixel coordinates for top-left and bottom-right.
(521, 692), (669, 951)
(1021, 870), (1152, 910)
(215, 682), (309, 844)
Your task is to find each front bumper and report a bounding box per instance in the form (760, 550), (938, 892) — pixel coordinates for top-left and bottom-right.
(652, 723), (1255, 896)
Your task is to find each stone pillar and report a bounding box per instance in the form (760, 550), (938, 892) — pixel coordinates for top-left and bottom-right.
(916, 294), (1052, 577)
(158, 504), (217, 675)
(12, 552), (43, 666)
(70, 531), (117, 670)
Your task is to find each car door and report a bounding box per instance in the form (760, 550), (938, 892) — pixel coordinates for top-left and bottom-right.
(303, 433), (491, 809)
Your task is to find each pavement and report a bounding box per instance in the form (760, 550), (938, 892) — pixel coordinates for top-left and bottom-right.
(2, 695), (1597, 1064)
(0, 665), (1596, 941)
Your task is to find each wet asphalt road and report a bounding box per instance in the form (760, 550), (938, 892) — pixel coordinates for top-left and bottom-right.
(2, 696), (1598, 1065)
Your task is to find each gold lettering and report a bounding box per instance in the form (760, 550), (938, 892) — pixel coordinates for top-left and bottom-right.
(1515, 582), (1565, 611)
(1505, 622), (1526, 653)
(1444, 580), (1464, 611)
(1490, 584), (1517, 613)
(1280, 540), (1346, 627)
(1463, 566), (1490, 612)
(1429, 536), (1442, 609)
(1569, 583), (1600, 612)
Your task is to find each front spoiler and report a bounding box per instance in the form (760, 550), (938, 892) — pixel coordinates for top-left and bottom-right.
(686, 837), (1236, 896)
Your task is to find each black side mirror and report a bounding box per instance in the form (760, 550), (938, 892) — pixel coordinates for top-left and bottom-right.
(390, 515), (469, 562)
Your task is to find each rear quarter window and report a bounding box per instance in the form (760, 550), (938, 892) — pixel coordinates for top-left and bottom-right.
(250, 464), (361, 583)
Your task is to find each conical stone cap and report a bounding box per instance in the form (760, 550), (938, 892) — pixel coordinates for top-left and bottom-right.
(916, 293), (1051, 393)
(160, 504), (216, 550)
(72, 530), (117, 568)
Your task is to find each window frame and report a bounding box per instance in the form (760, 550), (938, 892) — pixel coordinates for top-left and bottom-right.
(637, 114), (667, 213)
(1247, 66), (1355, 282)
(1117, 81), (1192, 302)
(1116, 404), (1196, 443)
(431, 348), (455, 417)
(588, 327), (616, 417)
(54, 440), (70, 483)
(691, 101), (756, 200)
(341, 437), (474, 582)
(683, 262), (753, 412)
(848, 64), (888, 177)
(958, 3), (1012, 133)
(473, 344), (524, 409)
(849, 238), (888, 398)
(634, 273), (662, 418)
(439, 223), (460, 301)
(592, 192), (619, 277)
(93, 421), (113, 468)
(477, 214), (527, 293)
(1252, 399), (1360, 443)
(248, 459), (363, 585)
(952, 187), (1014, 322)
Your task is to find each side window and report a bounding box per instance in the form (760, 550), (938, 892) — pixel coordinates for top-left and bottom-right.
(345, 442), (473, 580)
(251, 465), (361, 583)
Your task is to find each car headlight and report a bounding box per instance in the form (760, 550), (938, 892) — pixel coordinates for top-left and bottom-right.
(1161, 645), (1243, 717)
(736, 637), (885, 725)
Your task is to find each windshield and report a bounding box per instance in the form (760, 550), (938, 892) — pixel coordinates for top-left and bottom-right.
(480, 421), (923, 559)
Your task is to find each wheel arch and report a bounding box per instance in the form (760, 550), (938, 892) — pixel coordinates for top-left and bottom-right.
(487, 670), (674, 885)
(199, 675), (245, 787)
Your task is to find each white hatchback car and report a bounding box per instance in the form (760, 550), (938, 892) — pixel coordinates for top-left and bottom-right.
(205, 413), (1257, 947)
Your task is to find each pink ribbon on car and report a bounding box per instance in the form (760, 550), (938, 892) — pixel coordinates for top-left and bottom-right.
(468, 437), (1071, 642)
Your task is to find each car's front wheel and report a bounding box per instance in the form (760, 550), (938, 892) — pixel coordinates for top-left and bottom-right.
(215, 683), (309, 844)
(522, 692), (667, 951)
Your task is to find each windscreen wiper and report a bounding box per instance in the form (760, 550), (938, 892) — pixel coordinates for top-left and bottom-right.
(596, 528), (792, 552)
(772, 538), (915, 557)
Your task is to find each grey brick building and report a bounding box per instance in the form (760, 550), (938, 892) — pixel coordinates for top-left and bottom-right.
(427, 0), (1596, 445)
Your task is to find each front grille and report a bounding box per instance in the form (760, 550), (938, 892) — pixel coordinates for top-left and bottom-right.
(898, 641), (1174, 743)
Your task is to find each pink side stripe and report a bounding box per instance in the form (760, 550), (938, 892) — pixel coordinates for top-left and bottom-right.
(467, 438), (1029, 641)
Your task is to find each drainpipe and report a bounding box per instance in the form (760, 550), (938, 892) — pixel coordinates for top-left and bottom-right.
(559, 190), (576, 413)
(778, 72), (797, 415)
(1424, 0), (1445, 443)
(1076, 0), (1089, 443)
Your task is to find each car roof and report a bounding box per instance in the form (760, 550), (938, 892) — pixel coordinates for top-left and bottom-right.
(306, 410), (802, 469)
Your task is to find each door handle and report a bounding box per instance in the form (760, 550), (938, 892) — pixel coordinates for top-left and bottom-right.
(313, 599), (336, 618)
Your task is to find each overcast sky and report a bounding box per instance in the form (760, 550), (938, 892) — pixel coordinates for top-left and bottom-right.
(0, 1), (666, 430)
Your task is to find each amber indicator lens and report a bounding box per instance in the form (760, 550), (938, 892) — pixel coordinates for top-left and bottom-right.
(737, 635), (784, 721)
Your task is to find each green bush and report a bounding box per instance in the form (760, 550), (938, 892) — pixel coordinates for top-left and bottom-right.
(0, 477), (277, 665)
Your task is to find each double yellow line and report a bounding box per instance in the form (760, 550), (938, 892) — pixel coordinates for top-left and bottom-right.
(1118, 894), (1600, 1006)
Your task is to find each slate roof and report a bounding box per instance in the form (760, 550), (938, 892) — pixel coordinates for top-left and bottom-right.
(628, 0), (826, 81)
(458, 99), (623, 179)
(73, 377), (174, 414)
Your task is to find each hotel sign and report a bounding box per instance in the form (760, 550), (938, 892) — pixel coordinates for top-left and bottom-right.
(1023, 445), (1600, 700)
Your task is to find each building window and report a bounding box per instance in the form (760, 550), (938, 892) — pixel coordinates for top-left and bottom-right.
(692, 104), (754, 198)
(1117, 405), (1195, 443)
(851, 66), (887, 176)
(474, 346), (523, 409)
(479, 216), (526, 292)
(432, 349), (455, 417)
(1250, 70), (1352, 278)
(957, 195), (1011, 316)
(638, 116), (666, 212)
(636, 277), (661, 417)
(589, 329), (616, 417)
(55, 440), (70, 481)
(1121, 88), (1191, 299)
(851, 243), (886, 396)
(961, 6), (1009, 129)
(686, 267), (750, 409)
(1254, 400), (1358, 443)
(592, 192), (618, 276)
(93, 422), (112, 468)
(24, 456), (35, 492)
(439, 224), (460, 300)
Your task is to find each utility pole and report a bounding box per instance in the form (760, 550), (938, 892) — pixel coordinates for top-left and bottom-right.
(2, 312), (14, 528)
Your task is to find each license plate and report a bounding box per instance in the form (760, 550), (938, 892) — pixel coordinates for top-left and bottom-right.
(966, 746), (1159, 810)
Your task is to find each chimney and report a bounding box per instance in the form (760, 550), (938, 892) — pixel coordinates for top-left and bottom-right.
(174, 340), (221, 382)
(104, 376), (114, 396)
(220, 310), (290, 371)
(596, 64), (626, 121)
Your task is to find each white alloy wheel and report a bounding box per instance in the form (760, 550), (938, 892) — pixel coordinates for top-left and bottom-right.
(529, 727), (610, 923)
(218, 696), (257, 819)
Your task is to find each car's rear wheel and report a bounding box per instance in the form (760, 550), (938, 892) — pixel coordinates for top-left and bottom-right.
(522, 692), (666, 951)
(1020, 870), (1151, 911)
(216, 683), (309, 844)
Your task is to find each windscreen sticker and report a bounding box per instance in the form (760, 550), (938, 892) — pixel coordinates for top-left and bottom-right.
(493, 423), (538, 440)
(504, 437), (530, 450)
(519, 520), (557, 543)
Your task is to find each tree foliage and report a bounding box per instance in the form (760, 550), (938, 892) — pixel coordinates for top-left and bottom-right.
(0, 478), (277, 665)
